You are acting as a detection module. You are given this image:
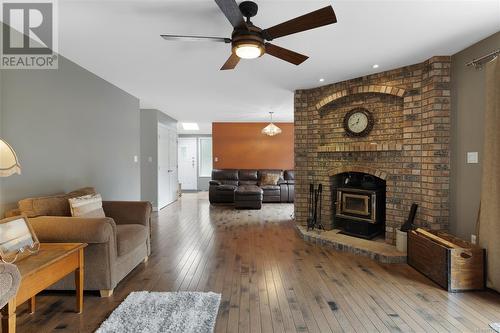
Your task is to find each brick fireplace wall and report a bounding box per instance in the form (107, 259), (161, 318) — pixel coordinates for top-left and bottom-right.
(294, 56), (451, 244)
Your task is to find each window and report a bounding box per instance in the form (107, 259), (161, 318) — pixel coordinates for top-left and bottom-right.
(198, 137), (213, 177)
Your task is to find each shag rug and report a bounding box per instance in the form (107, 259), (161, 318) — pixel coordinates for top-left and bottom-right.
(95, 291), (221, 333)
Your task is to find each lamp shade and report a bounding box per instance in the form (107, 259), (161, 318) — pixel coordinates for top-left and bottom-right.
(262, 112), (282, 136)
(261, 123), (282, 136)
(0, 138), (21, 177)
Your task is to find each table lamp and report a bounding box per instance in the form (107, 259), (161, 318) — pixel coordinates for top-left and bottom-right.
(0, 138), (21, 177)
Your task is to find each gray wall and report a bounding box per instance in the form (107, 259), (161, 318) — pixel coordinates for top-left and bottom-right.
(178, 134), (212, 191)
(0, 67), (4, 215)
(0, 55), (141, 216)
(450, 32), (500, 239)
(140, 109), (177, 208)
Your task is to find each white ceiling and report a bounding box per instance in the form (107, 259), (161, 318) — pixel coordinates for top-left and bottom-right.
(59, 0), (500, 123)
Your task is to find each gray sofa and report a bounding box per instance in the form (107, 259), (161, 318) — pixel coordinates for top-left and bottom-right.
(6, 188), (151, 297)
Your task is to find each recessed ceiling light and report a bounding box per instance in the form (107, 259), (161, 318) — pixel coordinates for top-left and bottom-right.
(372, 64), (379, 69)
(182, 123), (199, 131)
(319, 78), (325, 82)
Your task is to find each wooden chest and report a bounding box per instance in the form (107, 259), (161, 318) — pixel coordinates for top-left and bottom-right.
(407, 230), (485, 292)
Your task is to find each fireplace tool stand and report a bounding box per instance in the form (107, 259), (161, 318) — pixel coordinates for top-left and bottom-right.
(307, 183), (324, 231)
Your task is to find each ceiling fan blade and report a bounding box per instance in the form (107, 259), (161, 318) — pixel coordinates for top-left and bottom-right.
(161, 34), (231, 43)
(214, 0), (248, 30)
(265, 43), (308, 65)
(262, 6), (336, 40)
(220, 53), (240, 70)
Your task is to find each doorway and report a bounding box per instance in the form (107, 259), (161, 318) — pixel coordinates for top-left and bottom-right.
(158, 124), (178, 209)
(178, 137), (198, 191)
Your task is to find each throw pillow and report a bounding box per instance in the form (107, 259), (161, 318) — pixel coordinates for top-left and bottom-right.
(260, 173), (280, 186)
(68, 194), (105, 218)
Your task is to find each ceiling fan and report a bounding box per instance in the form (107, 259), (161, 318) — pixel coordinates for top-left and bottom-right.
(160, 0), (337, 70)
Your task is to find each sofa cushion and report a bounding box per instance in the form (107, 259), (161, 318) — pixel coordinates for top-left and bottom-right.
(239, 170), (258, 181)
(220, 180), (239, 186)
(19, 194), (70, 217)
(236, 185), (263, 195)
(216, 184), (237, 191)
(239, 180), (258, 186)
(116, 224), (147, 257)
(18, 187), (97, 218)
(212, 169), (238, 181)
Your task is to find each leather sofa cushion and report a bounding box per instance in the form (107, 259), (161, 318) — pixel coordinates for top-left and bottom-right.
(217, 185), (237, 191)
(212, 169), (238, 181)
(239, 170), (258, 181)
(116, 224), (147, 257)
(239, 180), (258, 185)
(236, 185), (263, 195)
(220, 180), (239, 186)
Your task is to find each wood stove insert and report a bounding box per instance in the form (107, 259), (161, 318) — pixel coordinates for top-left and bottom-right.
(332, 172), (385, 239)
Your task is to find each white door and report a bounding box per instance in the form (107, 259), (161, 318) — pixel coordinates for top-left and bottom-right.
(158, 125), (177, 209)
(178, 138), (197, 190)
(168, 129), (178, 200)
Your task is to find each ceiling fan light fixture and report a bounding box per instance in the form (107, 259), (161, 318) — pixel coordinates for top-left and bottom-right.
(234, 42), (264, 59)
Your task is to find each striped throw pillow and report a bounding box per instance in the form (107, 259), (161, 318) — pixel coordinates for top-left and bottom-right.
(68, 194), (105, 218)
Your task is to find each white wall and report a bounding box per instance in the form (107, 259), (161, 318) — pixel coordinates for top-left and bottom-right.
(140, 109), (177, 209)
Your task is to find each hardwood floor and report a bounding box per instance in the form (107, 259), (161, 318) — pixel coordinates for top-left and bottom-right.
(11, 192), (500, 332)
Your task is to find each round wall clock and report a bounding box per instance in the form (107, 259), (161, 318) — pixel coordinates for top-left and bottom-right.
(343, 107), (374, 137)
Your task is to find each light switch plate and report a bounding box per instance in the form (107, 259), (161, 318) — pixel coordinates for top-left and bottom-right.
(214, 157), (219, 162)
(471, 234), (477, 244)
(134, 155), (138, 163)
(148, 156), (153, 163)
(467, 152), (478, 164)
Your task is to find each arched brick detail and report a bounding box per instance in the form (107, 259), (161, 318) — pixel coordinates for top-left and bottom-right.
(315, 85), (406, 111)
(327, 165), (388, 181)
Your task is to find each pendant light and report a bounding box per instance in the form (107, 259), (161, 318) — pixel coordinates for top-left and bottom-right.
(261, 112), (282, 137)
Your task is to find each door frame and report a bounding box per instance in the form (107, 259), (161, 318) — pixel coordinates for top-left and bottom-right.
(158, 123), (178, 209)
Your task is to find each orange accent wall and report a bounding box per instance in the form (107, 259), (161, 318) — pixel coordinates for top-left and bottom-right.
(212, 122), (294, 170)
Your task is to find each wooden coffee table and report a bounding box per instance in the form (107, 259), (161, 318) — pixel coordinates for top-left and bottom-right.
(1, 243), (87, 333)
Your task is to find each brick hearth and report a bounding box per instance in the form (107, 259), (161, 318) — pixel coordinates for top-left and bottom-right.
(294, 56), (451, 244)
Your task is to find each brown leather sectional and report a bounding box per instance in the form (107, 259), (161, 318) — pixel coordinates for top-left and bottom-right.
(209, 169), (295, 205)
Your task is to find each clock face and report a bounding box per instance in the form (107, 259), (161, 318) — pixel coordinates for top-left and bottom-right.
(343, 108), (374, 137)
(348, 112), (369, 133)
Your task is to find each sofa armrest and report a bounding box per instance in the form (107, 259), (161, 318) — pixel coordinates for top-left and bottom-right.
(209, 180), (221, 186)
(102, 201), (151, 227)
(29, 216), (116, 244)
